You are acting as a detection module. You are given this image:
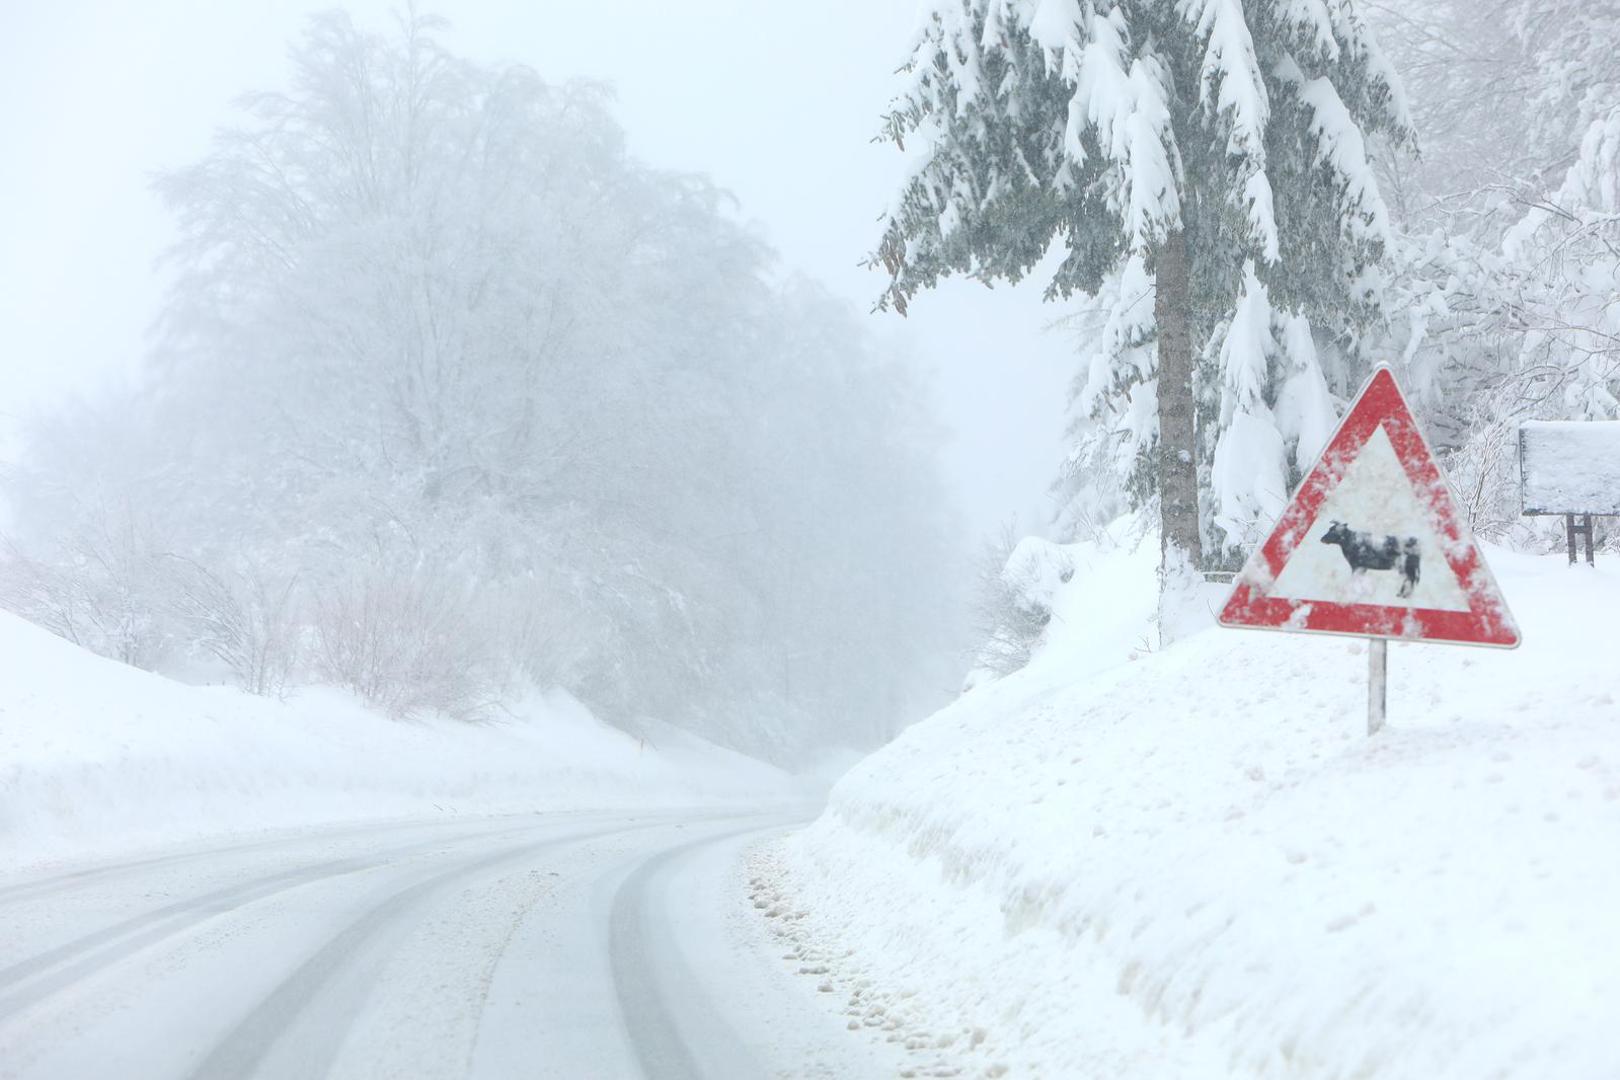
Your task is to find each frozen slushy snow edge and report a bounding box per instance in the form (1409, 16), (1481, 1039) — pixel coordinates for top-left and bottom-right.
(774, 529), (1620, 1078)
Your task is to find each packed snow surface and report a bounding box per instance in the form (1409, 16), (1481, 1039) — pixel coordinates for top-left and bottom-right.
(0, 611), (791, 867)
(778, 524), (1618, 1078)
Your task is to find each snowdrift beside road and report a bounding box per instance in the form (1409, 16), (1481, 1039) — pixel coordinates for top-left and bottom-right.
(0, 611), (792, 867)
(777, 530), (1619, 1078)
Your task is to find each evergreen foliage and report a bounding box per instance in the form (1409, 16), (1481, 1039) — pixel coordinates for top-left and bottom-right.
(874, 0), (1408, 565)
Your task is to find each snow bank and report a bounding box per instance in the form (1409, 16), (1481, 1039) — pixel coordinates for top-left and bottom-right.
(0, 611), (793, 867)
(777, 533), (1619, 1078)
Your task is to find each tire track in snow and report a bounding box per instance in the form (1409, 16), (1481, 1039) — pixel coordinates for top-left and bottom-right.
(0, 843), (282, 908)
(0, 822), (555, 1023)
(184, 817), (692, 1080)
(608, 823), (786, 1080)
(0, 815), (593, 909)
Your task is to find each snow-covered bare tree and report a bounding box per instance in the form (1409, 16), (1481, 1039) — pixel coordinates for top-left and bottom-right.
(2, 10), (964, 758)
(873, 0), (1408, 600)
(1357, 1), (1620, 545)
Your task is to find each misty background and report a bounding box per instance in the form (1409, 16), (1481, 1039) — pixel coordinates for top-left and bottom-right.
(0, 2), (1084, 766)
(0, 0), (1074, 538)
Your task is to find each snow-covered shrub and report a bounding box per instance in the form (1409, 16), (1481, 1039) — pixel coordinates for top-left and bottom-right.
(311, 567), (500, 722)
(0, 511), (175, 671)
(486, 574), (593, 694)
(967, 530), (1073, 685)
(163, 558), (304, 698)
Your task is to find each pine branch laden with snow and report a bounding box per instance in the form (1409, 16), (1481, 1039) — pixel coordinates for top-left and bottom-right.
(1209, 265), (1287, 550)
(875, 0), (1405, 309)
(1203, 266), (1340, 552)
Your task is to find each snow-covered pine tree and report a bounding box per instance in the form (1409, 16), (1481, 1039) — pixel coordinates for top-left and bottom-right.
(874, 0), (1408, 578)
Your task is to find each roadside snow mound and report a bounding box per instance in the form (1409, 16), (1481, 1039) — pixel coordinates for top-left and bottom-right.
(0, 611), (792, 866)
(966, 524), (1162, 691)
(1000, 537), (1074, 621)
(779, 533), (1619, 1078)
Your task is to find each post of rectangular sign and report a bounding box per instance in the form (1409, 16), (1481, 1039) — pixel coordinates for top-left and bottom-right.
(1368, 638), (1387, 736)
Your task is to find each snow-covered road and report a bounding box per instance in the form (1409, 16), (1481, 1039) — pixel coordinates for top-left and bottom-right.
(0, 809), (886, 1080)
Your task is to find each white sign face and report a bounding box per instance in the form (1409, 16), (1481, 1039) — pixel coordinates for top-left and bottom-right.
(1219, 367), (1519, 647)
(1269, 426), (1471, 611)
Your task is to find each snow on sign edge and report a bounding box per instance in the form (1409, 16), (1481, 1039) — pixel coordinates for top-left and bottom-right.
(1218, 365), (1521, 648)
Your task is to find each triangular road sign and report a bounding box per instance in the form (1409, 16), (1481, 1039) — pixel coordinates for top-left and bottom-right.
(1219, 366), (1519, 647)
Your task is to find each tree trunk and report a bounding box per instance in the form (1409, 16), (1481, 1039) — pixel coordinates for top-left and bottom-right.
(1154, 228), (1203, 571)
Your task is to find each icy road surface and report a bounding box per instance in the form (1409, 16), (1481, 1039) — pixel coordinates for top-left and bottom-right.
(0, 809), (886, 1079)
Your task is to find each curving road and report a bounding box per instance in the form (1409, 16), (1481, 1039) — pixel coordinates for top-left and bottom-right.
(0, 809), (885, 1079)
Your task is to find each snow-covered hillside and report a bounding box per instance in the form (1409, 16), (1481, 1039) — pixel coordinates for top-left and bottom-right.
(771, 528), (1619, 1078)
(0, 611), (792, 867)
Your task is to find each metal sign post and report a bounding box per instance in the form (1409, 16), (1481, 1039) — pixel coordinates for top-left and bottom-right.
(1368, 638), (1387, 736)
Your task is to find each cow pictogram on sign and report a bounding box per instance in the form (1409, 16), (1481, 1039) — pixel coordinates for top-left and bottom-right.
(1219, 366), (1519, 648)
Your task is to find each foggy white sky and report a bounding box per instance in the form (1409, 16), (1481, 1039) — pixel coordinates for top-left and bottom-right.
(0, 0), (1075, 541)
